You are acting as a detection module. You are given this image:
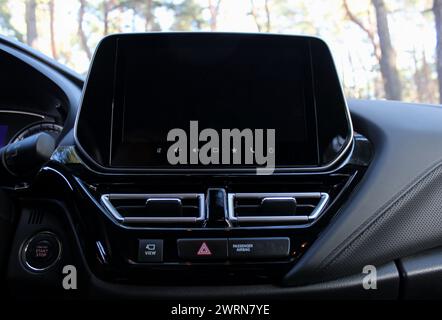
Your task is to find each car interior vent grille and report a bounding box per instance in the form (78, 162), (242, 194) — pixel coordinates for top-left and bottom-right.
(28, 209), (43, 225)
(227, 192), (329, 224)
(100, 193), (205, 225)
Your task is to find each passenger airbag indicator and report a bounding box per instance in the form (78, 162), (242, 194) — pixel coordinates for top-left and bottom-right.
(229, 238), (290, 259)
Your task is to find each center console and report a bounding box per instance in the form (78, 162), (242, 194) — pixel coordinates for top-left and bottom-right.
(22, 33), (371, 289)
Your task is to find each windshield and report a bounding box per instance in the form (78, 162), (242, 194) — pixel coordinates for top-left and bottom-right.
(0, 0), (439, 104)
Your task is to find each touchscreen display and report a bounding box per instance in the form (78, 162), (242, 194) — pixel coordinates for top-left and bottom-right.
(110, 35), (319, 168)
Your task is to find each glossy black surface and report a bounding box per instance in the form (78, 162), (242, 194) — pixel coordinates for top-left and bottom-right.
(15, 134), (368, 285)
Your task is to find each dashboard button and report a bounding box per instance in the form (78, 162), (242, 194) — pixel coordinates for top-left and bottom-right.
(177, 239), (228, 260)
(22, 231), (62, 272)
(228, 237), (290, 259)
(138, 239), (163, 263)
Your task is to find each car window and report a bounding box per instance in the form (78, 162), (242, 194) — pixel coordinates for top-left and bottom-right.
(0, 0), (439, 104)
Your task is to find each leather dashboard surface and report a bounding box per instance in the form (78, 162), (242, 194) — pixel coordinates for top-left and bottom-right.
(285, 99), (442, 286)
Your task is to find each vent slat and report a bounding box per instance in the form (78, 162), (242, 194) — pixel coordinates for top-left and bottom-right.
(228, 192), (329, 224)
(100, 193), (206, 225)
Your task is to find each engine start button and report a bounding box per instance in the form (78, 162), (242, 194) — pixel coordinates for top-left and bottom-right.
(22, 232), (62, 272)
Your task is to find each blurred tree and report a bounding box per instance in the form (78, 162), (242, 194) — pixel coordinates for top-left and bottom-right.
(249, 0), (261, 31)
(103, 0), (113, 35)
(343, 0), (380, 61)
(101, 0), (127, 35)
(116, 0), (162, 31)
(78, 0), (91, 59)
(144, 0), (156, 31)
(48, 0), (57, 59)
(264, 0), (271, 31)
(249, 0), (271, 32)
(0, 0), (23, 41)
(0, 0), (438, 104)
(343, 0), (402, 100)
(412, 49), (437, 103)
(25, 0), (38, 47)
(208, 0), (222, 31)
(372, 0), (402, 100)
(433, 0), (442, 103)
(166, 0), (207, 31)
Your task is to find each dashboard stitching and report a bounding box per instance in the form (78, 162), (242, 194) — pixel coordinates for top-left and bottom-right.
(318, 157), (442, 274)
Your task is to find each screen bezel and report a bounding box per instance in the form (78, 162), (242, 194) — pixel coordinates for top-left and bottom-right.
(74, 33), (354, 173)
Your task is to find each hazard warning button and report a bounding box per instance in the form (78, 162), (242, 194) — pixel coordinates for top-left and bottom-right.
(177, 239), (228, 260)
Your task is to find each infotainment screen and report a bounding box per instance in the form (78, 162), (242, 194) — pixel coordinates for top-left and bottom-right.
(76, 33), (352, 171)
(109, 35), (319, 168)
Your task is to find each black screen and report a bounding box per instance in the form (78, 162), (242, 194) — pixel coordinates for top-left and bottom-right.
(110, 35), (319, 168)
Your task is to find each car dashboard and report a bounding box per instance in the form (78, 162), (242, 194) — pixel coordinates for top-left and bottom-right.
(1, 33), (442, 301)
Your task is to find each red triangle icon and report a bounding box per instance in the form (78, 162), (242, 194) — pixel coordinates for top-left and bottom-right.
(197, 242), (212, 256)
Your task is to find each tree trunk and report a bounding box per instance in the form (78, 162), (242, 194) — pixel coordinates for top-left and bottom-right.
(48, 0), (57, 59)
(144, 0), (154, 31)
(433, 0), (442, 103)
(208, 0), (222, 31)
(371, 0), (402, 100)
(412, 49), (424, 102)
(25, 0), (38, 47)
(264, 0), (271, 32)
(343, 0), (380, 61)
(103, 1), (109, 36)
(249, 0), (261, 32)
(78, 0), (91, 60)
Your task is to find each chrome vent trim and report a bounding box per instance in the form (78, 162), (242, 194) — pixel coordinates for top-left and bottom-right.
(227, 192), (329, 223)
(100, 193), (205, 224)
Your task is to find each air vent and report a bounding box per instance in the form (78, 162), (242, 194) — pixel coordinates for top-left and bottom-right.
(100, 193), (205, 225)
(227, 192), (329, 223)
